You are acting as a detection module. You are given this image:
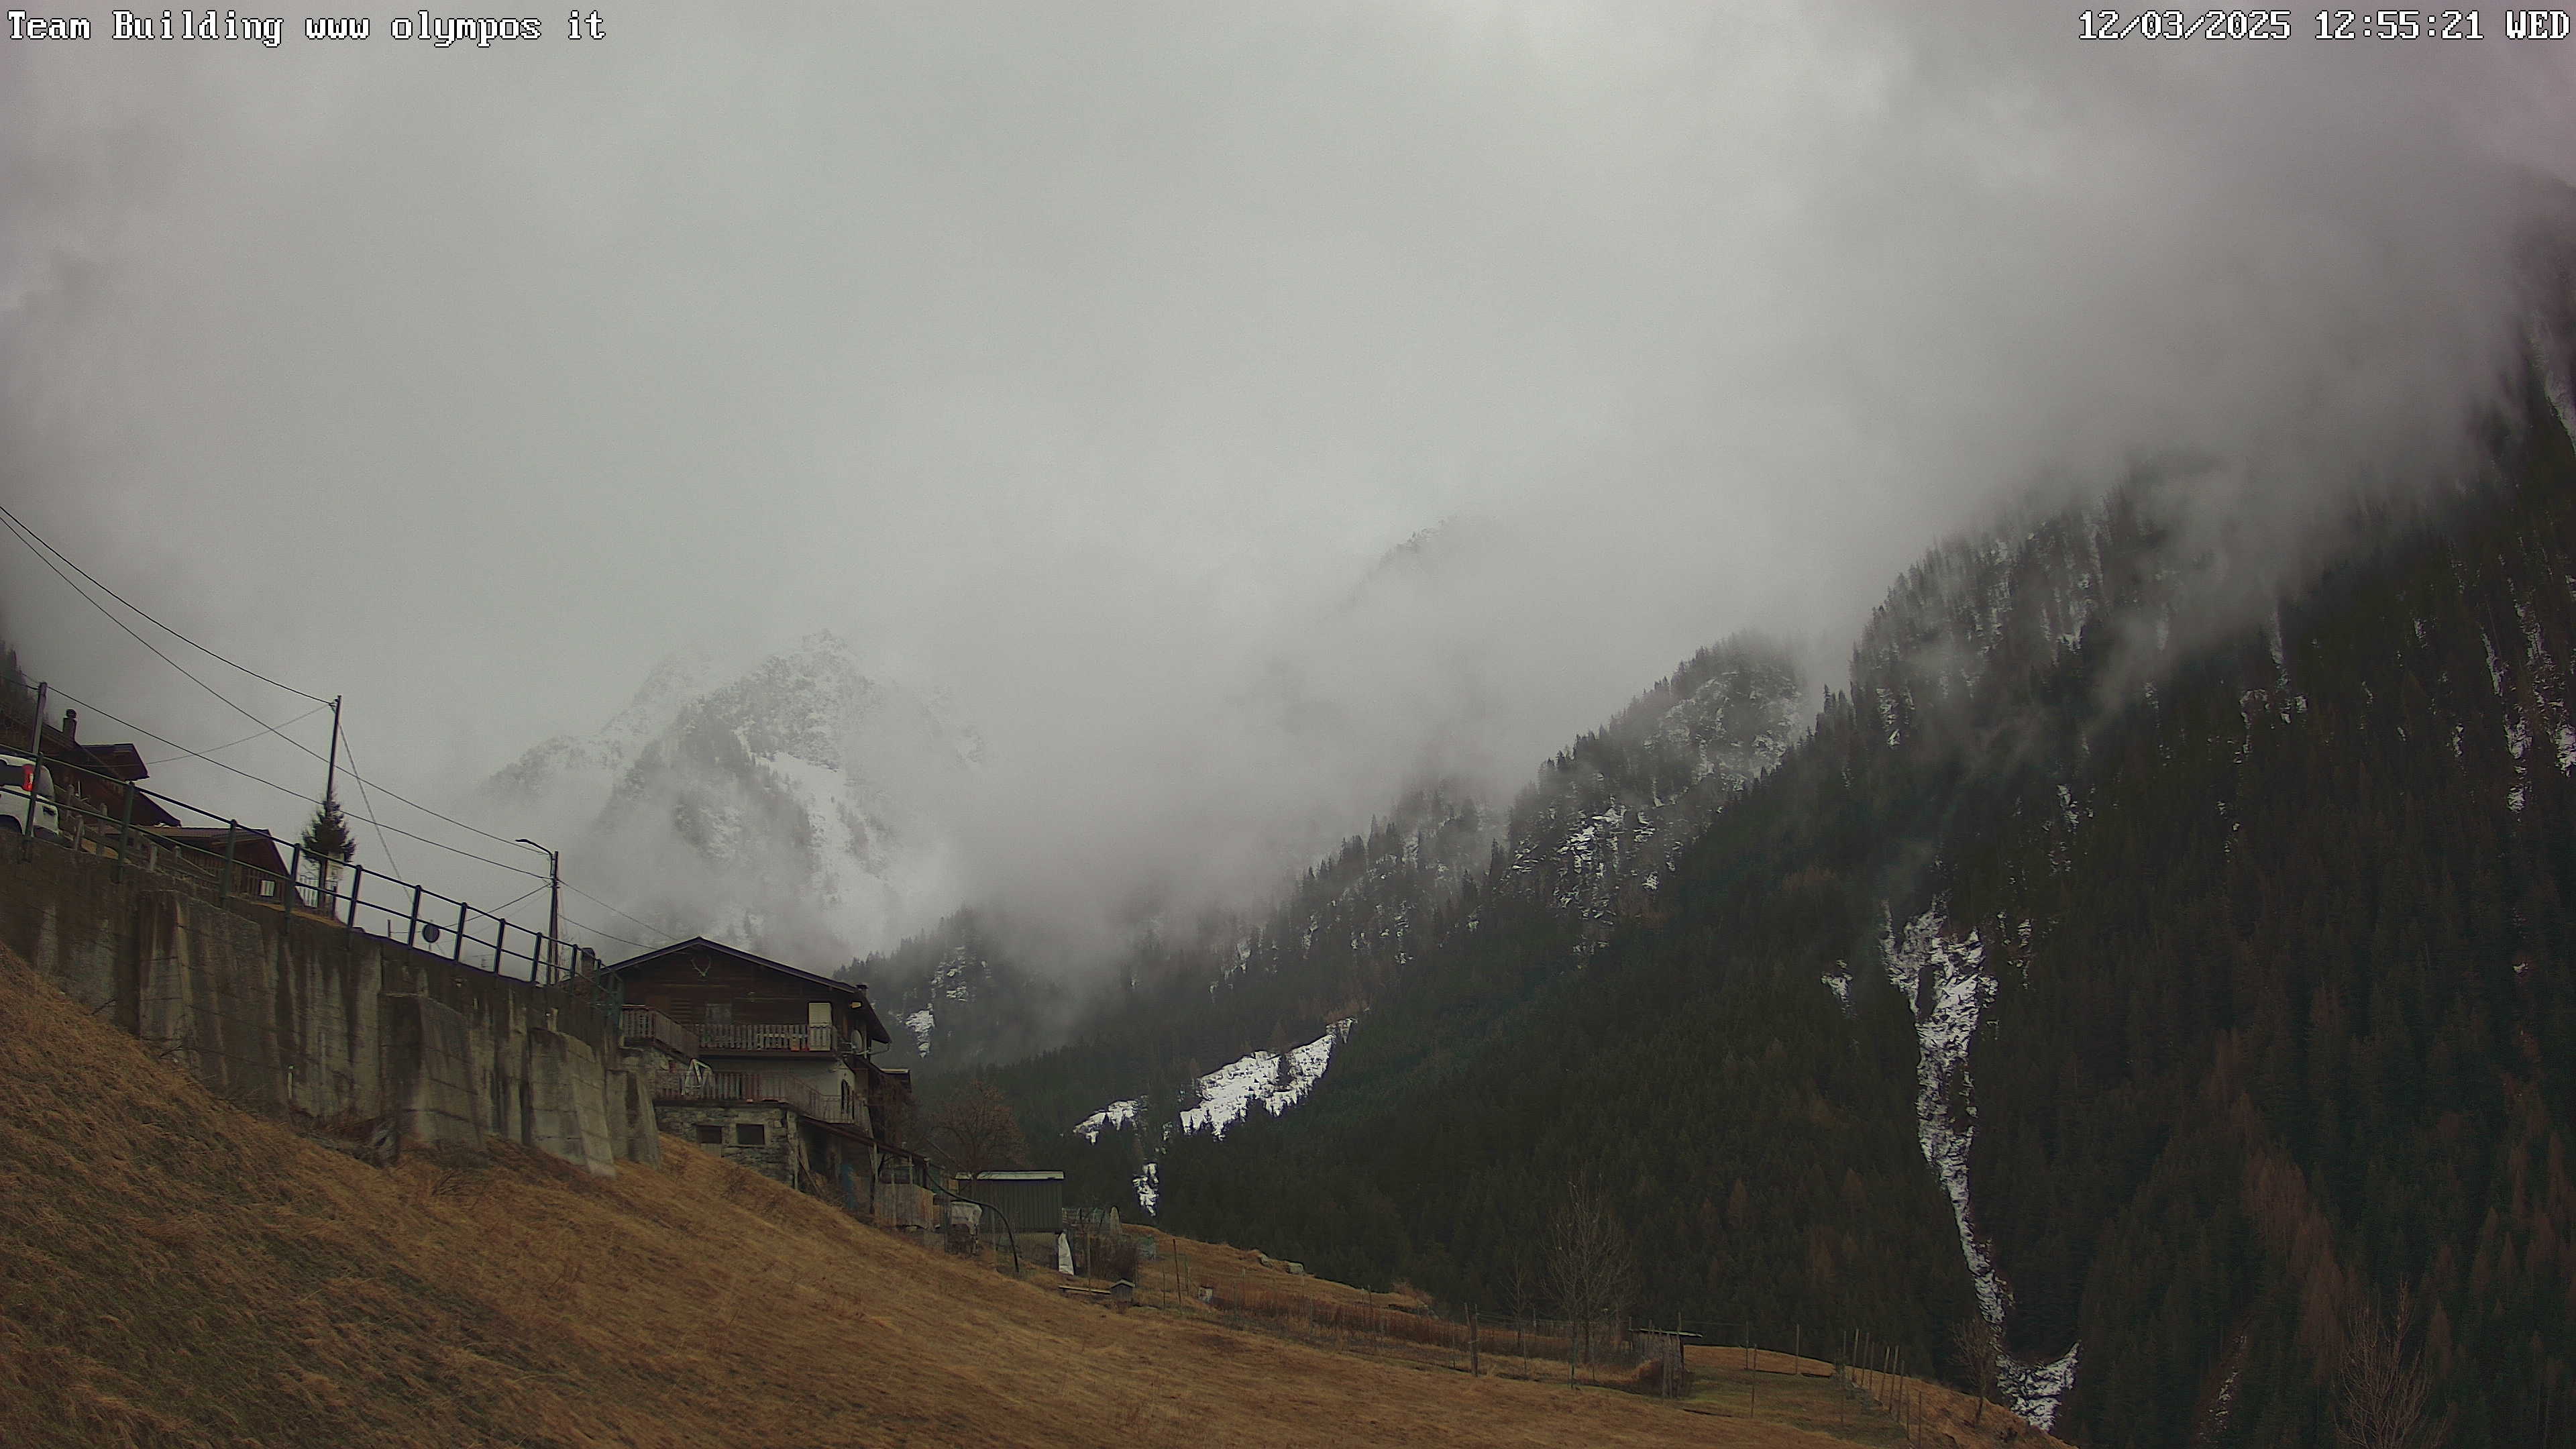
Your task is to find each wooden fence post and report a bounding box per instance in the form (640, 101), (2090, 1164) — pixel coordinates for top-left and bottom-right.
(274, 843), (301, 975)
(1468, 1305), (1479, 1377)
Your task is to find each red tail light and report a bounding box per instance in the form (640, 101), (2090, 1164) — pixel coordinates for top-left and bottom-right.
(17, 765), (30, 796)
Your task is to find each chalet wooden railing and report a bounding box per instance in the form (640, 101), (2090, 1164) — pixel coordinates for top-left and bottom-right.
(651, 1066), (861, 1124)
(690, 1022), (841, 1053)
(617, 1007), (698, 1059)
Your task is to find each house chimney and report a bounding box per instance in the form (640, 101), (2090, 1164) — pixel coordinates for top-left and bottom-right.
(59, 708), (74, 743)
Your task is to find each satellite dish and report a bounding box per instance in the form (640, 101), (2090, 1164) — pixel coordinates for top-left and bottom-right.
(421, 922), (441, 945)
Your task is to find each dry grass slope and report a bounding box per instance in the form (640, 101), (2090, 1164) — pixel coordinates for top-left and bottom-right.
(0, 946), (1880, 1448)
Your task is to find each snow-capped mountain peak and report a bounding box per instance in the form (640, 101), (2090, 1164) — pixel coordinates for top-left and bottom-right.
(480, 633), (979, 963)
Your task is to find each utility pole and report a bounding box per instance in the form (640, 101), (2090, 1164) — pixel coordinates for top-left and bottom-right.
(23, 682), (46, 857)
(547, 847), (560, 979)
(519, 838), (559, 981)
(307, 695), (346, 915)
(323, 695), (341, 802)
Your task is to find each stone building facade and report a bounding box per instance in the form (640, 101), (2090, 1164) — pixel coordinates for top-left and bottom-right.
(654, 1102), (800, 1182)
(606, 936), (931, 1220)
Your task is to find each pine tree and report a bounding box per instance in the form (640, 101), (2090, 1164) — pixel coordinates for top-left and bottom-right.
(299, 793), (356, 910)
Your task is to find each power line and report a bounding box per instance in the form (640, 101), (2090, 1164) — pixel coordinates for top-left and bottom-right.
(138, 702), (331, 767)
(76, 699), (667, 953)
(319, 760), (548, 857)
(48, 688), (546, 880)
(555, 912), (664, 953)
(3, 508), (561, 866)
(0, 511), (331, 771)
(1, 515), (690, 941)
(335, 727), (403, 880)
(50, 689), (325, 804)
(0, 503), (331, 704)
(562, 880), (670, 936)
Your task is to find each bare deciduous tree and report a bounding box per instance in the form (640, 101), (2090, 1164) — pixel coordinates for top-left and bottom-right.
(1544, 1177), (1639, 1387)
(2333, 1291), (2445, 1449)
(928, 1076), (1027, 1184)
(1951, 1316), (2001, 1425)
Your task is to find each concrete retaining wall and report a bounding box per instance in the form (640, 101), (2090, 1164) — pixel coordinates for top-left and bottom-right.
(0, 840), (659, 1174)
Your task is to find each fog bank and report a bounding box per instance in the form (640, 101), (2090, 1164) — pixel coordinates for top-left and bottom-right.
(3, 5), (2569, 958)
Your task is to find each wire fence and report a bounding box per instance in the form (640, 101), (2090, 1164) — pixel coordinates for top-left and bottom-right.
(1040, 1238), (1953, 1439)
(0, 684), (636, 1009)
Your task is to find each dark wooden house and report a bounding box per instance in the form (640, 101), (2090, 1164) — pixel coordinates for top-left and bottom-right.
(142, 824), (292, 900)
(604, 937), (930, 1220)
(0, 704), (180, 830)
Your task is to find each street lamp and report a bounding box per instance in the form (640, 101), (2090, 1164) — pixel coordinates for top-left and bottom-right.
(515, 838), (560, 983)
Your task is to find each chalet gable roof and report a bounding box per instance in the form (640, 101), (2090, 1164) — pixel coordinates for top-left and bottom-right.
(67, 741), (148, 782)
(604, 936), (891, 1042)
(144, 825), (290, 877)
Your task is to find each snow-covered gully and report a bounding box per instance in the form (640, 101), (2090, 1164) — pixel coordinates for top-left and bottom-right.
(1884, 906), (2078, 1430)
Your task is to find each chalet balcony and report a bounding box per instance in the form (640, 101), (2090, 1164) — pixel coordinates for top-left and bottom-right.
(689, 1022), (857, 1055)
(651, 1067), (863, 1126)
(616, 1007), (698, 1059)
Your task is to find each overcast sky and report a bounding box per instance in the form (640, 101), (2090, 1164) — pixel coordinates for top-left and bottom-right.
(2, 4), (2571, 949)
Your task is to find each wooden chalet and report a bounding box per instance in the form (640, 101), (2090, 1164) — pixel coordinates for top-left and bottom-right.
(0, 704), (180, 828)
(604, 937), (933, 1222)
(141, 824), (292, 900)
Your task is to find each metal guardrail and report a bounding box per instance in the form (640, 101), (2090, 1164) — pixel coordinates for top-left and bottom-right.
(0, 702), (614, 1002)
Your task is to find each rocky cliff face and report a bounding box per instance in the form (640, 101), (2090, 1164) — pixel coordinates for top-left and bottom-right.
(484, 633), (982, 964)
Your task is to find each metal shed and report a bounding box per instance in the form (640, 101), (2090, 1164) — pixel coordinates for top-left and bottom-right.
(953, 1170), (1065, 1245)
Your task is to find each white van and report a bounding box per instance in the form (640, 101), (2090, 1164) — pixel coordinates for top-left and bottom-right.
(0, 751), (62, 840)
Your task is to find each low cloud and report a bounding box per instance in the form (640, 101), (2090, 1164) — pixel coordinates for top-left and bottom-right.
(2, 5), (2569, 962)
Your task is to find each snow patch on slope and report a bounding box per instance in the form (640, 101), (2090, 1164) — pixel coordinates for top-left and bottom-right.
(1180, 1021), (1350, 1138)
(1075, 1097), (1142, 1142)
(1884, 904), (2076, 1430)
(1820, 959), (1855, 1016)
(1076, 1020), (1353, 1145)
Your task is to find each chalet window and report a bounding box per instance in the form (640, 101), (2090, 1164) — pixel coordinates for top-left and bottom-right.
(702, 1004), (733, 1026)
(735, 1124), (766, 1146)
(695, 1124), (724, 1145)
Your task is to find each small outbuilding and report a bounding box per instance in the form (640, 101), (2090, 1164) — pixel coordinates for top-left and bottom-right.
(951, 1169), (1065, 1252)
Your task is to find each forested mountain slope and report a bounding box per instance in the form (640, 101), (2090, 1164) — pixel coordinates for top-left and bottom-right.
(871, 637), (1801, 1134)
(1159, 368), (2576, 1447)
